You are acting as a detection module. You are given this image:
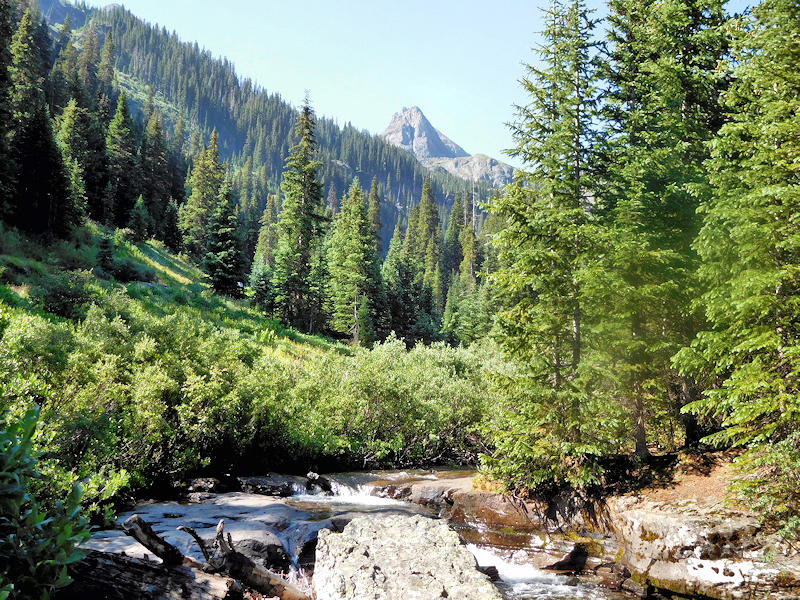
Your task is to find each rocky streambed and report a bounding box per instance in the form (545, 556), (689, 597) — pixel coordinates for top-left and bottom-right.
(78, 469), (800, 600)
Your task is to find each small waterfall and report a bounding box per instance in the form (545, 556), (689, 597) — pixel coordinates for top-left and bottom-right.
(467, 544), (608, 600)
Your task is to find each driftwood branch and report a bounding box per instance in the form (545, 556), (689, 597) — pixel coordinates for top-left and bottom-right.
(178, 524), (212, 562)
(122, 514), (185, 566)
(119, 513), (310, 600)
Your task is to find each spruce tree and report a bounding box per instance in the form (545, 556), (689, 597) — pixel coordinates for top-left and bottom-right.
(487, 0), (620, 491)
(162, 198), (182, 252)
(598, 0), (727, 455)
(0, 0), (14, 215)
(128, 195), (149, 242)
(367, 175), (382, 253)
(179, 130), (224, 259)
(327, 178), (382, 345)
(444, 194), (464, 278)
(140, 112), (170, 235)
(271, 100), (324, 331)
(382, 221), (417, 344)
(204, 178), (243, 297)
(106, 92), (139, 226)
(7, 10), (73, 236)
(675, 0), (800, 537)
(97, 30), (115, 93)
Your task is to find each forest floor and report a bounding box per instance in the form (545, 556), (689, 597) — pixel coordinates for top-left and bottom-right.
(637, 450), (742, 508)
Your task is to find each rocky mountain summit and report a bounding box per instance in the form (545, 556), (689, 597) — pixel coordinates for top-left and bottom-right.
(381, 107), (514, 187)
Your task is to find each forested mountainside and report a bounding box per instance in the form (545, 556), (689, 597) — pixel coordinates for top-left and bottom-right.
(37, 0), (495, 253)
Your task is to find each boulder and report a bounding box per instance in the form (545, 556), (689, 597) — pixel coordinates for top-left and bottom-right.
(238, 474), (308, 497)
(313, 514), (502, 600)
(607, 496), (800, 599)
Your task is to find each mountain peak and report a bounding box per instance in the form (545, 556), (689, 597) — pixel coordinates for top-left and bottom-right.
(381, 107), (514, 187)
(382, 107), (469, 160)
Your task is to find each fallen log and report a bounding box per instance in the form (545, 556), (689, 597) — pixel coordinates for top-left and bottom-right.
(117, 513), (309, 600)
(61, 550), (243, 600)
(205, 519), (310, 600)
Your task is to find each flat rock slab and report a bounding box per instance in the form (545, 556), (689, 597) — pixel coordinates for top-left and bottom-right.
(314, 514), (502, 600)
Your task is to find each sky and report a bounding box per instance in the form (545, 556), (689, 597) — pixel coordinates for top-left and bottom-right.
(76, 0), (595, 169)
(78, 1), (750, 170)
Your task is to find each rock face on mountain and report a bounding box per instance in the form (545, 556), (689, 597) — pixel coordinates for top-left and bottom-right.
(381, 106), (469, 160)
(314, 514), (502, 600)
(381, 107), (514, 187)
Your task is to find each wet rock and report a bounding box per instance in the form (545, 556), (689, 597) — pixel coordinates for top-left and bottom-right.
(238, 474), (308, 497)
(314, 514), (502, 600)
(234, 536), (290, 572)
(306, 471), (333, 494)
(544, 543), (588, 573)
(187, 476), (238, 494)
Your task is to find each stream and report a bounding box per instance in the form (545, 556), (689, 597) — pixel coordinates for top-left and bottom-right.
(86, 470), (631, 600)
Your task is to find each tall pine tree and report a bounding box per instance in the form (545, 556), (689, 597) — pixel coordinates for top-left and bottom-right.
(271, 99), (324, 331)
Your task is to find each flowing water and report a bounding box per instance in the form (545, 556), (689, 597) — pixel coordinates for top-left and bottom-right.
(87, 470), (630, 600)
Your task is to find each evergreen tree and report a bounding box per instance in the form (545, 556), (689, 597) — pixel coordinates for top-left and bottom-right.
(0, 0), (14, 214)
(140, 112), (171, 235)
(77, 20), (99, 96)
(7, 10), (73, 236)
(271, 99), (324, 331)
(367, 175), (382, 252)
(487, 0), (620, 491)
(204, 178), (243, 297)
(675, 0), (800, 537)
(128, 194), (149, 242)
(382, 221), (417, 344)
(444, 194), (464, 278)
(106, 92), (139, 226)
(252, 193), (278, 268)
(179, 130), (224, 258)
(326, 180), (338, 216)
(597, 0), (727, 456)
(162, 198), (181, 252)
(327, 178), (382, 345)
(97, 30), (115, 93)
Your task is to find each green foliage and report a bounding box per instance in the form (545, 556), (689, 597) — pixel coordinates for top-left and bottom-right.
(327, 178), (383, 345)
(106, 92), (139, 227)
(674, 0), (800, 534)
(127, 195), (149, 242)
(0, 406), (89, 600)
(486, 0), (619, 492)
(30, 270), (94, 320)
(271, 100), (325, 332)
(203, 179), (244, 297)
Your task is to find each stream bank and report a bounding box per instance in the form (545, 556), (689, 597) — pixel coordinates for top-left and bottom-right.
(75, 469), (799, 600)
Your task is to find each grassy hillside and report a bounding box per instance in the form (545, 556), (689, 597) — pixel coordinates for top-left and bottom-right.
(0, 224), (497, 521)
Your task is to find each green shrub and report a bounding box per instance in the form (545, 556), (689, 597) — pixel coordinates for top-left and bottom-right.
(30, 271), (94, 320)
(0, 406), (89, 600)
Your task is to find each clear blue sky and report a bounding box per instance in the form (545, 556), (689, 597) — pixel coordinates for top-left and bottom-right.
(81, 0), (749, 169)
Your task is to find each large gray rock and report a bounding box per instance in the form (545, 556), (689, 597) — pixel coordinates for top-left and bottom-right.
(313, 514), (501, 600)
(607, 496), (800, 600)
